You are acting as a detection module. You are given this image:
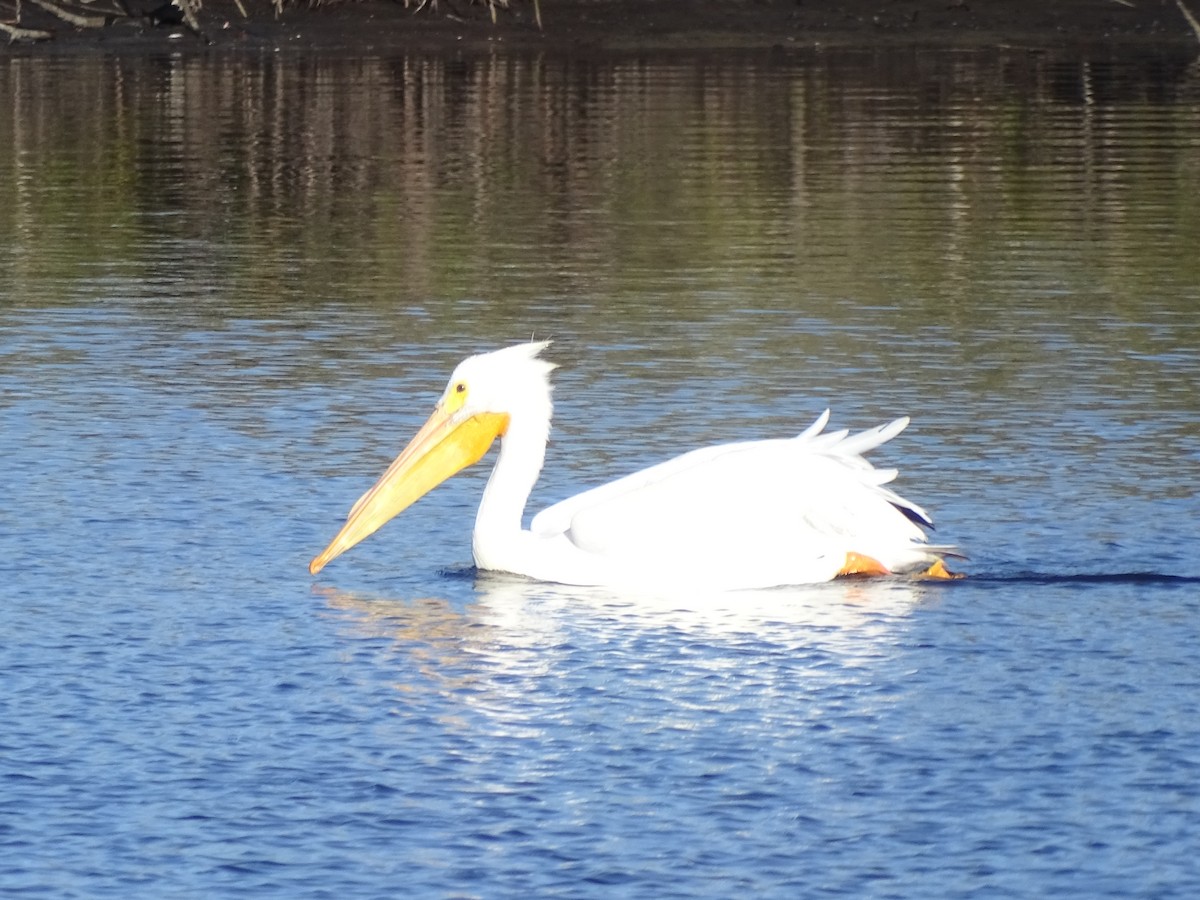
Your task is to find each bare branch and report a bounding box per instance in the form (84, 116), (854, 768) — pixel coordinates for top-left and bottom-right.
(28, 0), (107, 26)
(1176, 0), (1200, 43)
(0, 19), (54, 40)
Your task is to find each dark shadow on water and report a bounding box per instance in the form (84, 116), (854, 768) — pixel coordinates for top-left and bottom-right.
(436, 565), (479, 582)
(964, 571), (1200, 586)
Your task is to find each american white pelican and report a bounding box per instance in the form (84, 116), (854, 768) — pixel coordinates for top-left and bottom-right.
(309, 341), (958, 589)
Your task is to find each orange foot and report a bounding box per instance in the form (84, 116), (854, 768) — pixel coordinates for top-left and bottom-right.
(837, 551), (891, 578)
(917, 558), (964, 580)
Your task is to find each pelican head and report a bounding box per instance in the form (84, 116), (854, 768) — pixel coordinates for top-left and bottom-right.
(309, 341), (556, 575)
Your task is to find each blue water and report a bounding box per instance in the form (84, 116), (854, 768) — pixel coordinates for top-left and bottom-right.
(5, 305), (1200, 899)
(4, 48), (1200, 897)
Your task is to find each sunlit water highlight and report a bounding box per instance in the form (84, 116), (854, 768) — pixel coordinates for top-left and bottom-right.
(2, 48), (1200, 897)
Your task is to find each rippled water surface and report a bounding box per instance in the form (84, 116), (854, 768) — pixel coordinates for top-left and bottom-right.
(3, 48), (1200, 897)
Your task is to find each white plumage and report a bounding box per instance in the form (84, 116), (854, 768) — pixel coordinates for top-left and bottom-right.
(310, 341), (957, 589)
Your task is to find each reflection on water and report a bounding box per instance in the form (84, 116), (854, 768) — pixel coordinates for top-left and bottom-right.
(3, 45), (1200, 899)
(320, 575), (946, 799)
(322, 574), (937, 685)
(4, 50), (1199, 326)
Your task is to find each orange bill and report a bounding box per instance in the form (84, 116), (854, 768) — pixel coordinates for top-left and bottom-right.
(309, 406), (509, 575)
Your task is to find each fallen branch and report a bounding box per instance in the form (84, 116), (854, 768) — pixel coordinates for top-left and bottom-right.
(28, 0), (108, 26)
(177, 0), (200, 30)
(0, 19), (54, 40)
(1176, 0), (1200, 44)
(405, 0), (540, 30)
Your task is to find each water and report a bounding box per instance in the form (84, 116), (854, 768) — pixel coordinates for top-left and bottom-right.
(2, 47), (1200, 897)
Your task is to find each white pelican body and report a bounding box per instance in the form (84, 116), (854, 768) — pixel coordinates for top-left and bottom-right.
(310, 342), (956, 590)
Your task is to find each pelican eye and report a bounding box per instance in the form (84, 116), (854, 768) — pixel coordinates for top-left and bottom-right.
(445, 380), (470, 412)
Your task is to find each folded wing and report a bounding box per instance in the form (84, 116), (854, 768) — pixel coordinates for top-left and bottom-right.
(530, 412), (940, 586)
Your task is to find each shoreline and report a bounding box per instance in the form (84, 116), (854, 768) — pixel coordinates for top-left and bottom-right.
(4, 0), (1200, 55)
